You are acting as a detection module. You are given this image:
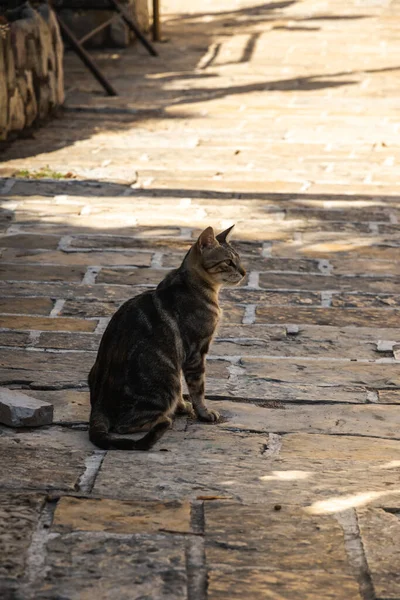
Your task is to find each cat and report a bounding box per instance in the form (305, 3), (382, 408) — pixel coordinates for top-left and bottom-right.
(88, 225), (246, 451)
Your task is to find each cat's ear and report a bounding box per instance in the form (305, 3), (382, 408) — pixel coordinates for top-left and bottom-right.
(216, 224), (235, 244)
(197, 226), (217, 251)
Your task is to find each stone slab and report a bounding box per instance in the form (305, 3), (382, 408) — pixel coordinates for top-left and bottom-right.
(207, 569), (362, 600)
(0, 264), (86, 282)
(258, 273), (400, 294)
(93, 425), (400, 508)
(0, 492), (45, 582)
(0, 388), (53, 427)
(53, 497), (191, 534)
(0, 297), (53, 316)
(0, 331), (30, 347)
(0, 315), (97, 332)
(214, 324), (400, 361)
(211, 400), (400, 440)
(205, 502), (351, 573)
(0, 234), (60, 249)
(280, 433), (400, 462)
(240, 357), (400, 389)
(26, 390), (90, 422)
(378, 390), (400, 404)
(255, 306), (400, 328)
(2, 249), (153, 267)
(357, 508), (400, 600)
(36, 332), (101, 352)
(34, 533), (187, 600)
(0, 441), (88, 491)
(0, 367), (87, 390)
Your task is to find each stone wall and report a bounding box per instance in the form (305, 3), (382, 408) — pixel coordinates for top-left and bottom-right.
(60, 0), (150, 48)
(0, 3), (64, 143)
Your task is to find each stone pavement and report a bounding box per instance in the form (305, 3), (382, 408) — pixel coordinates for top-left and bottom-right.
(1, 0), (400, 598)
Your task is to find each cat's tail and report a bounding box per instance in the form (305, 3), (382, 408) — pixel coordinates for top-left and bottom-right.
(89, 409), (170, 451)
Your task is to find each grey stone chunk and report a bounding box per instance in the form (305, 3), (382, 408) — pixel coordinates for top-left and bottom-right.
(286, 324), (300, 335)
(0, 388), (53, 427)
(376, 340), (396, 353)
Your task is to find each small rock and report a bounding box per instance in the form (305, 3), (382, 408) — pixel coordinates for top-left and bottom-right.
(393, 344), (400, 360)
(0, 388), (53, 427)
(286, 325), (299, 336)
(376, 340), (397, 353)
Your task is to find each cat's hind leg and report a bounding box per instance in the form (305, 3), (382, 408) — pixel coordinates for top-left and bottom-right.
(175, 395), (196, 417)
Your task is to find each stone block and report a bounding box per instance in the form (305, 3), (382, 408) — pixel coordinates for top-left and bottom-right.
(0, 388), (53, 427)
(358, 508), (400, 599)
(34, 533), (187, 599)
(0, 297), (53, 316)
(53, 497), (192, 534)
(205, 502), (351, 573)
(0, 492), (45, 581)
(208, 569), (361, 600)
(0, 315), (96, 332)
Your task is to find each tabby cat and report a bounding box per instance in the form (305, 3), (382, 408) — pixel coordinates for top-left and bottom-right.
(88, 225), (245, 451)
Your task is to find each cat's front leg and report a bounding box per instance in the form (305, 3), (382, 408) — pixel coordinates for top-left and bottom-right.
(183, 354), (220, 423)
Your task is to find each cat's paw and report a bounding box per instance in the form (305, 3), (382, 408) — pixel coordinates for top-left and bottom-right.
(197, 408), (220, 423)
(176, 400), (195, 417)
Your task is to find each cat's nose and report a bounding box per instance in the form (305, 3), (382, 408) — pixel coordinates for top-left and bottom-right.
(239, 267), (246, 277)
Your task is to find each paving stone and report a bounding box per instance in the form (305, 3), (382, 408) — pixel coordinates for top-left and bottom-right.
(0, 367), (87, 390)
(214, 324), (400, 361)
(208, 569), (362, 600)
(378, 390), (400, 404)
(280, 434), (400, 462)
(34, 533), (187, 600)
(62, 300), (121, 318)
(93, 424), (400, 508)
(240, 357), (400, 389)
(211, 400), (400, 439)
(332, 293), (400, 308)
(0, 234), (60, 249)
(0, 281), (142, 302)
(0, 297), (53, 316)
(0, 439), (88, 491)
(69, 232), (184, 251)
(0, 388), (53, 427)
(222, 289), (321, 306)
(286, 207), (391, 223)
(255, 306), (400, 327)
(331, 259), (400, 277)
(258, 273), (400, 294)
(205, 502), (351, 572)
(26, 390), (90, 422)
(53, 497), (191, 534)
(36, 332), (101, 351)
(0, 349), (94, 378)
(0, 331), (30, 347)
(0, 264), (86, 282)
(357, 508), (400, 600)
(2, 249), (153, 267)
(97, 267), (167, 286)
(0, 492), (45, 582)
(0, 315), (97, 332)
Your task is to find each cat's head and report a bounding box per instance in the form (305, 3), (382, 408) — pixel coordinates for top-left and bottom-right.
(191, 225), (246, 287)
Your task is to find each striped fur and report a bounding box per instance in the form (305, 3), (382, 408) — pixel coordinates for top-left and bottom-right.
(88, 225), (245, 450)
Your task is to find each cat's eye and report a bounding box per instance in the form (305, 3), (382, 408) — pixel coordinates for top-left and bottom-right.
(227, 260), (235, 267)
